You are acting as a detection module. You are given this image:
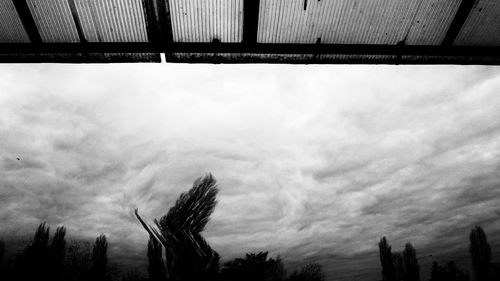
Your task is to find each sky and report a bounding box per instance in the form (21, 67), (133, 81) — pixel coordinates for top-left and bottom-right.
(0, 64), (500, 281)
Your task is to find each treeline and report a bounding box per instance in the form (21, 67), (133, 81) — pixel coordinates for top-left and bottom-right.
(0, 174), (498, 281)
(0, 223), (111, 281)
(378, 225), (498, 281)
(0, 223), (323, 281)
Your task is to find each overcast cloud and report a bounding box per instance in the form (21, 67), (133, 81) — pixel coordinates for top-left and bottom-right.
(0, 64), (499, 281)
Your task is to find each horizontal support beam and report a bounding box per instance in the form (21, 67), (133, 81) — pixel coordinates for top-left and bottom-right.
(0, 43), (499, 57)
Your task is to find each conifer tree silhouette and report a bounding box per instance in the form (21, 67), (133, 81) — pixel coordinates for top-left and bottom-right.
(92, 234), (109, 281)
(148, 235), (166, 281)
(19, 222), (51, 280)
(135, 174), (220, 281)
(379, 237), (397, 281)
(469, 226), (491, 281)
(49, 226), (66, 281)
(402, 243), (420, 281)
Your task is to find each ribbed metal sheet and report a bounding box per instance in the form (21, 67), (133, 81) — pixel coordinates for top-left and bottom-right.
(453, 0), (500, 46)
(257, 0), (422, 44)
(0, 52), (161, 63)
(73, 0), (148, 42)
(169, 0), (243, 42)
(27, 0), (80, 43)
(405, 0), (462, 45)
(0, 0), (30, 43)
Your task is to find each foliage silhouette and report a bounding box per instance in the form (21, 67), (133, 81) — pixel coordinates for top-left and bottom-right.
(50, 226), (67, 281)
(288, 262), (325, 281)
(66, 239), (93, 281)
(135, 174), (220, 281)
(379, 237), (397, 281)
(402, 243), (420, 281)
(220, 251), (286, 281)
(469, 226), (491, 281)
(93, 234), (109, 281)
(147, 235), (166, 281)
(393, 253), (404, 281)
(429, 261), (470, 281)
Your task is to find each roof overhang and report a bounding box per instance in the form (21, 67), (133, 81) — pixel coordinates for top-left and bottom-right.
(1, 0), (499, 64)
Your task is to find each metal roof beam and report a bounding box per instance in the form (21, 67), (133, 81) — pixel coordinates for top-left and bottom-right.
(13, 0), (42, 44)
(0, 43), (498, 57)
(141, 0), (173, 44)
(67, 0), (87, 43)
(243, 0), (260, 44)
(442, 0), (478, 46)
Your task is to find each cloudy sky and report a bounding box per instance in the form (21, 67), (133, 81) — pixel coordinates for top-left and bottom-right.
(0, 64), (499, 281)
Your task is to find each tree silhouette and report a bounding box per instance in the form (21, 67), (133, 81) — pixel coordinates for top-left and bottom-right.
(220, 252), (286, 281)
(18, 222), (51, 280)
(402, 243), (420, 281)
(66, 239), (93, 281)
(135, 174), (220, 281)
(469, 226), (491, 281)
(289, 262), (325, 281)
(379, 237), (397, 281)
(393, 253), (404, 281)
(429, 261), (470, 281)
(148, 235), (166, 281)
(49, 226), (67, 281)
(92, 234), (109, 281)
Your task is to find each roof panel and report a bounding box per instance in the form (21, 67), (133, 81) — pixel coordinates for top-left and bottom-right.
(169, 0), (243, 42)
(73, 0), (148, 42)
(454, 0), (500, 46)
(27, 0), (80, 43)
(405, 0), (462, 45)
(0, 0), (30, 43)
(257, 0), (422, 44)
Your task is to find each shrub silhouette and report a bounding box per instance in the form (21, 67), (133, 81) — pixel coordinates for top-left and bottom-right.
(469, 226), (491, 281)
(92, 234), (109, 281)
(288, 262), (325, 281)
(66, 239), (93, 281)
(135, 174), (220, 281)
(429, 261), (470, 281)
(220, 251), (286, 281)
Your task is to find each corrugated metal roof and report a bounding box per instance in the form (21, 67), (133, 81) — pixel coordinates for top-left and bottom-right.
(405, 0), (462, 45)
(453, 0), (500, 46)
(73, 0), (148, 42)
(0, 0), (30, 43)
(169, 0), (243, 42)
(257, 0), (422, 44)
(27, 0), (80, 43)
